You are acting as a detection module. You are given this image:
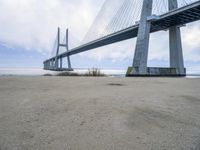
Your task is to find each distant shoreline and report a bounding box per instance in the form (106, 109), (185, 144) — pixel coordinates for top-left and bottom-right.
(1, 74), (200, 79)
(0, 68), (200, 78)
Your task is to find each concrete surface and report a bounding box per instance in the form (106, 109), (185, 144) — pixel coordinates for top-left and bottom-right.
(0, 76), (200, 150)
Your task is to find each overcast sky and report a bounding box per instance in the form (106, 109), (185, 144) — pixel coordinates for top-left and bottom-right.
(0, 0), (200, 73)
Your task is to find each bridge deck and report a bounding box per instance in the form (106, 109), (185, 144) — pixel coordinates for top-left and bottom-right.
(44, 1), (200, 63)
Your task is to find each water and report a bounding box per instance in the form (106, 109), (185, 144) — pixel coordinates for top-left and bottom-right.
(0, 68), (126, 77)
(0, 68), (199, 78)
(186, 75), (200, 78)
(0, 68), (55, 76)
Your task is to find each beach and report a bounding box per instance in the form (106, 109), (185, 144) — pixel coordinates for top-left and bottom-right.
(0, 76), (200, 150)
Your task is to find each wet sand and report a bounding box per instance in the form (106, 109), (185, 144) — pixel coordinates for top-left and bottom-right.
(0, 76), (200, 150)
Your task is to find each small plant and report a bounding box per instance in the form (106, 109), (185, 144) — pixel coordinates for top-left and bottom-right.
(45, 68), (105, 77)
(85, 68), (105, 77)
(43, 73), (52, 76)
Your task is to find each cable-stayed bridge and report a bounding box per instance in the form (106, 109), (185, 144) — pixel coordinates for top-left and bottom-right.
(43, 0), (200, 76)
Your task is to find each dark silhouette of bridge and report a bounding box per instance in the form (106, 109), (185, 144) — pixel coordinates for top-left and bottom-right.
(43, 0), (200, 76)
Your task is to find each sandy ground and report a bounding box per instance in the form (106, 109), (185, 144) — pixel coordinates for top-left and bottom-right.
(0, 76), (200, 150)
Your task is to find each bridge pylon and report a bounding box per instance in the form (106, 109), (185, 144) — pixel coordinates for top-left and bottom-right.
(168, 0), (185, 75)
(44, 27), (73, 71)
(126, 0), (186, 76)
(131, 0), (153, 75)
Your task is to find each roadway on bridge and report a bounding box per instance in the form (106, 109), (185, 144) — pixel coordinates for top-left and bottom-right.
(44, 1), (200, 63)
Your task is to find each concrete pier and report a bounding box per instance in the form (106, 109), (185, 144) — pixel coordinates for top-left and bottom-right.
(132, 0), (153, 75)
(168, 0), (185, 75)
(55, 28), (60, 71)
(126, 0), (186, 77)
(60, 57), (63, 69)
(66, 29), (72, 70)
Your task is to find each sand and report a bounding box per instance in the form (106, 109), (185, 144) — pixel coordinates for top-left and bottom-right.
(0, 76), (200, 150)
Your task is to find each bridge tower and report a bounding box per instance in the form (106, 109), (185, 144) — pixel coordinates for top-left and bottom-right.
(168, 0), (185, 75)
(131, 0), (153, 75)
(127, 0), (186, 76)
(43, 28), (73, 71)
(51, 28), (73, 71)
(54, 27), (60, 70)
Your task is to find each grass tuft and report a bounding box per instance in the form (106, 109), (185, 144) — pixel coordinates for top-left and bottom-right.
(43, 74), (53, 76)
(56, 68), (105, 77)
(85, 68), (105, 77)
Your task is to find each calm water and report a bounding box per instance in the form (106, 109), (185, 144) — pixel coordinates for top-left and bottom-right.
(0, 68), (126, 77)
(0, 68), (199, 78)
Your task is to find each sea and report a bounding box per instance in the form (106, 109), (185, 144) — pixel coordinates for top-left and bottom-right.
(0, 68), (126, 77)
(0, 68), (199, 78)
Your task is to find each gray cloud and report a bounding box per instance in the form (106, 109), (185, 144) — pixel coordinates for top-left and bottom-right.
(0, 0), (104, 52)
(0, 0), (199, 64)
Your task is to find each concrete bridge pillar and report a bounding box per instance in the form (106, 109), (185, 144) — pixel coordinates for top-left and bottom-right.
(168, 0), (185, 75)
(52, 59), (55, 70)
(67, 56), (72, 70)
(53, 59), (56, 70)
(132, 0), (153, 75)
(43, 28), (73, 71)
(60, 57), (63, 69)
(52, 60), (54, 70)
(50, 61), (52, 70)
(48, 61), (50, 69)
(66, 29), (72, 70)
(45, 61), (47, 70)
(126, 0), (186, 76)
(55, 28), (60, 71)
(54, 59), (57, 70)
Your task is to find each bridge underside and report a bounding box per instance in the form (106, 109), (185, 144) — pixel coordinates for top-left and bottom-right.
(44, 1), (200, 76)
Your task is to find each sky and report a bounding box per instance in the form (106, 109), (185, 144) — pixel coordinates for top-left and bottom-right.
(0, 0), (200, 73)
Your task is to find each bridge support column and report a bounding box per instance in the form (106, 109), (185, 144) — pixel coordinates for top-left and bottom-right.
(54, 59), (56, 70)
(67, 56), (72, 70)
(50, 60), (53, 70)
(66, 29), (73, 71)
(44, 62), (46, 70)
(168, 0), (186, 75)
(127, 0), (153, 76)
(51, 60), (53, 70)
(126, 0), (186, 77)
(55, 28), (60, 71)
(60, 57), (63, 69)
(48, 61), (50, 69)
(50, 61), (52, 69)
(54, 59), (57, 70)
(45, 61), (47, 70)
(52, 60), (55, 70)
(43, 27), (73, 71)
(52, 59), (55, 70)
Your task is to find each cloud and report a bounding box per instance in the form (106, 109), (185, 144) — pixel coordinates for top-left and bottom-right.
(182, 24), (200, 62)
(0, 0), (200, 65)
(0, 0), (105, 53)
